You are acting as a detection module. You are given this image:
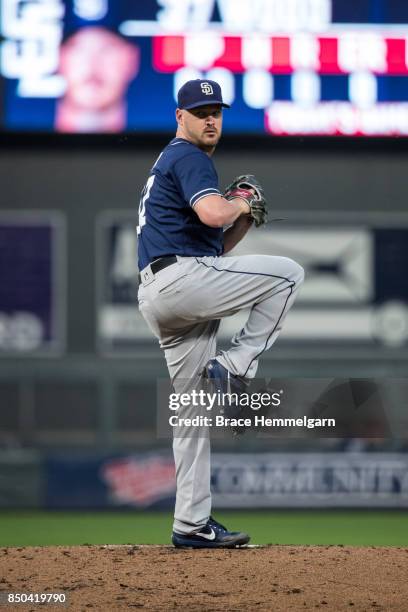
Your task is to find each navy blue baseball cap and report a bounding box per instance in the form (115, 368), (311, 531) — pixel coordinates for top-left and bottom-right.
(177, 79), (230, 110)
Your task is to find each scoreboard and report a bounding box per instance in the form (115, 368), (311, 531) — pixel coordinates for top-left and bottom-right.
(1, 0), (408, 135)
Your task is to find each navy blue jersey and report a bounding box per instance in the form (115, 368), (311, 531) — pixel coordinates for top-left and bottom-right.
(137, 137), (224, 270)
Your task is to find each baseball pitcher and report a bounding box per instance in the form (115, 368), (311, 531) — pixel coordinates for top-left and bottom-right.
(137, 79), (304, 548)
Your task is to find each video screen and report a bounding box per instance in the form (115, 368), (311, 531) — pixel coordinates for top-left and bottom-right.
(1, 0), (407, 135)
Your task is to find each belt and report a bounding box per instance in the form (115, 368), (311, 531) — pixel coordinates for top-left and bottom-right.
(138, 255), (178, 283)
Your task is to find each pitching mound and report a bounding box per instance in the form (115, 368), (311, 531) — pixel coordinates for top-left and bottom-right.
(1, 545), (407, 611)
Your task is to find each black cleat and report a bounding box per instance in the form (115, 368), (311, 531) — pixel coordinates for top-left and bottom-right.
(203, 358), (249, 435)
(172, 516), (250, 548)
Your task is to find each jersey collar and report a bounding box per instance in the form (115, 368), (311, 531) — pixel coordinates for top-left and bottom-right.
(170, 137), (191, 146)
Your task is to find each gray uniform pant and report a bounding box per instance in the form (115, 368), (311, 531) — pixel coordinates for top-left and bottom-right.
(138, 254), (304, 535)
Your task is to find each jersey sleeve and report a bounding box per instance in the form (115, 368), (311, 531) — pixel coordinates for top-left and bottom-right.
(173, 152), (221, 208)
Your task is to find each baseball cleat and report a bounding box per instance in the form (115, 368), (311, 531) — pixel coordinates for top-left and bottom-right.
(203, 358), (248, 395)
(203, 358), (249, 435)
(172, 516), (250, 548)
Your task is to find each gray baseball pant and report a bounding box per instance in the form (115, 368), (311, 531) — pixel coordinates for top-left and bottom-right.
(138, 254), (304, 535)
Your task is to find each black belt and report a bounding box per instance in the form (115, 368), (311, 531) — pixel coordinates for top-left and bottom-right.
(138, 256), (177, 283)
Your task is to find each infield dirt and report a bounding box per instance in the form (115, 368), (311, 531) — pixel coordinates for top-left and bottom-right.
(1, 545), (407, 611)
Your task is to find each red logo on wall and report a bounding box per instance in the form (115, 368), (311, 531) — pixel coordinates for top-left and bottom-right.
(101, 456), (176, 506)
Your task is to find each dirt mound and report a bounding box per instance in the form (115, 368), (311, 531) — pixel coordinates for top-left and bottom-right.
(1, 545), (407, 611)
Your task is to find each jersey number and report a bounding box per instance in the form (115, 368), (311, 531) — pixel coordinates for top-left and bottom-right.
(137, 175), (155, 235)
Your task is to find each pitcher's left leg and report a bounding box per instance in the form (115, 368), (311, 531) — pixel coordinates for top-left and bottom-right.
(206, 255), (304, 379)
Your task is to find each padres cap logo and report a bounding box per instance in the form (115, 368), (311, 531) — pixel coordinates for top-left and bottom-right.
(200, 82), (214, 95)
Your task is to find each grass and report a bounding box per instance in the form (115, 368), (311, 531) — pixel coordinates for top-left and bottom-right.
(0, 511), (407, 547)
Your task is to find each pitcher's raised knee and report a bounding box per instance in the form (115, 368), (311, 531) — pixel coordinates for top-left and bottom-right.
(270, 256), (304, 286)
(289, 260), (305, 286)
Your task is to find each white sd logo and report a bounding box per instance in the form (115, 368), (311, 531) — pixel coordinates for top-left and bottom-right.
(200, 82), (213, 95)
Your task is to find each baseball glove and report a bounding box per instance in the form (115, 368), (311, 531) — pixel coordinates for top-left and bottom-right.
(224, 174), (268, 228)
